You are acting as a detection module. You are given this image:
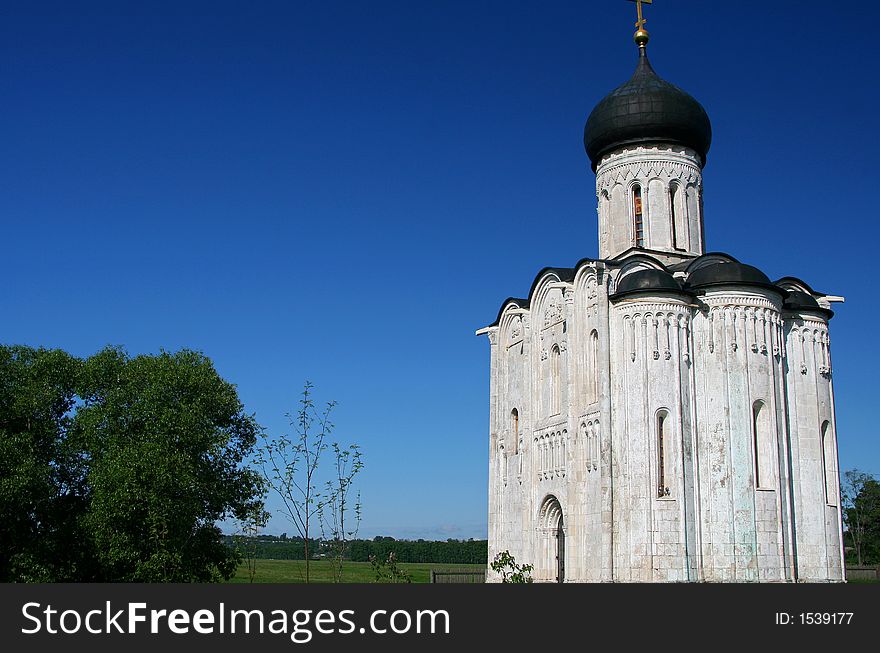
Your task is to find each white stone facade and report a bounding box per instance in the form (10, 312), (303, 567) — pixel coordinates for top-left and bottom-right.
(596, 145), (704, 260)
(478, 142), (845, 583)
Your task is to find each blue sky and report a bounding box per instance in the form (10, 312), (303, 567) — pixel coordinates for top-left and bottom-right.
(2, 1), (877, 539)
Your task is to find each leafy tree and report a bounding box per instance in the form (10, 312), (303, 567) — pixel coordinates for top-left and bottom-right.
(841, 469), (880, 566)
(0, 345), (265, 582)
(257, 381), (333, 583)
(490, 550), (533, 583)
(0, 346), (84, 581)
(74, 348), (265, 581)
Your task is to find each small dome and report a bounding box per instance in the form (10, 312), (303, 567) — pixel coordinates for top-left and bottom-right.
(584, 50), (712, 170)
(783, 290), (820, 310)
(686, 261), (773, 290)
(782, 289), (832, 317)
(613, 268), (684, 297)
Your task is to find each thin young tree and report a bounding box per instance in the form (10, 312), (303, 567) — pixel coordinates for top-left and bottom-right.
(257, 382), (333, 583)
(233, 505), (270, 583)
(318, 443), (363, 582)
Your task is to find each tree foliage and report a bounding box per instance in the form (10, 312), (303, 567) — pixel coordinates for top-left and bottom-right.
(0, 345), (264, 582)
(0, 346), (82, 581)
(348, 537), (487, 564)
(842, 469), (880, 566)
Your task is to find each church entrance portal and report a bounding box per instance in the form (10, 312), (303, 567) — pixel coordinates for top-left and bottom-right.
(539, 496), (565, 583)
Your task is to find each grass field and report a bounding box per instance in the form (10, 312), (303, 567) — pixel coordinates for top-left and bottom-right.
(227, 559), (486, 584)
(228, 559), (879, 584)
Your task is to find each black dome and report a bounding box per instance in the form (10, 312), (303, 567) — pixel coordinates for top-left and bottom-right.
(782, 290), (832, 317)
(783, 290), (820, 310)
(613, 268), (684, 297)
(584, 50), (712, 170)
(686, 261), (774, 290)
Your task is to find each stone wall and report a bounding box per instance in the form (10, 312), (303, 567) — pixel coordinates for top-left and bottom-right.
(482, 262), (843, 582)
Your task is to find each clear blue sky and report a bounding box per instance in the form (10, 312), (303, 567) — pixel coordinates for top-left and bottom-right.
(2, 1), (877, 539)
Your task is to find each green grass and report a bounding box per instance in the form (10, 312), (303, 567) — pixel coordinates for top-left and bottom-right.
(226, 559), (486, 584)
(231, 560), (879, 584)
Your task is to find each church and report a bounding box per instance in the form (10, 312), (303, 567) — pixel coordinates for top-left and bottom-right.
(476, 7), (845, 582)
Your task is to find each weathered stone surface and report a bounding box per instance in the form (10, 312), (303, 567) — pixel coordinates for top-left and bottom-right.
(478, 141), (843, 583)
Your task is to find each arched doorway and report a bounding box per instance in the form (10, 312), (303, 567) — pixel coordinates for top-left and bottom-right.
(539, 495), (565, 583)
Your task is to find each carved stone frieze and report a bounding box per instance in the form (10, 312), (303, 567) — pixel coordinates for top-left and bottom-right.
(544, 298), (564, 326)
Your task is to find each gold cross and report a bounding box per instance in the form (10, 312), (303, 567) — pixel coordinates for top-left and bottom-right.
(627, 0), (652, 32)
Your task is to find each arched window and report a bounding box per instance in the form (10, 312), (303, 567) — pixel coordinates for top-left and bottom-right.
(657, 410), (670, 497)
(669, 183), (684, 250)
(584, 420), (599, 472)
(589, 330), (599, 403)
(550, 345), (561, 415)
(753, 401), (776, 489)
(599, 189), (610, 250)
(822, 421), (837, 505)
(592, 421), (600, 470)
(511, 408), (519, 455)
(632, 184), (645, 247)
(581, 422), (591, 469)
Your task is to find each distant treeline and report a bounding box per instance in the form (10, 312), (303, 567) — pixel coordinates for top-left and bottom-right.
(349, 537), (487, 564)
(225, 535), (488, 565)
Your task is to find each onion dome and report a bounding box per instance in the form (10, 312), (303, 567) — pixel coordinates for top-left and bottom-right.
(584, 48), (712, 170)
(685, 261), (775, 291)
(612, 268), (685, 298)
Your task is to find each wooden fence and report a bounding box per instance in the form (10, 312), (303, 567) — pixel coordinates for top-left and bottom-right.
(430, 568), (486, 583)
(846, 566), (880, 581)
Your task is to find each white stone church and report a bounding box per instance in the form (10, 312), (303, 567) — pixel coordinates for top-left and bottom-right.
(477, 23), (845, 582)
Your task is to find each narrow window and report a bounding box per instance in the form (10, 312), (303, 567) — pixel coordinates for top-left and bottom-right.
(753, 401), (776, 489)
(582, 422), (591, 469)
(550, 345), (561, 415)
(561, 430), (567, 475)
(822, 421), (837, 505)
(753, 402), (763, 487)
(589, 330), (599, 403)
(657, 410), (670, 497)
(697, 188), (705, 252)
(511, 408), (519, 455)
(632, 184), (644, 247)
(540, 437), (546, 477)
(669, 184), (679, 250)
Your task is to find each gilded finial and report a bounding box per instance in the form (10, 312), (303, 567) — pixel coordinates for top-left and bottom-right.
(627, 0), (652, 48)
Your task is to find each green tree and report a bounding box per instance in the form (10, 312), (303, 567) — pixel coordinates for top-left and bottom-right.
(257, 381), (333, 583)
(0, 346), (84, 581)
(74, 348), (265, 581)
(841, 469), (880, 566)
(0, 344), (265, 582)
